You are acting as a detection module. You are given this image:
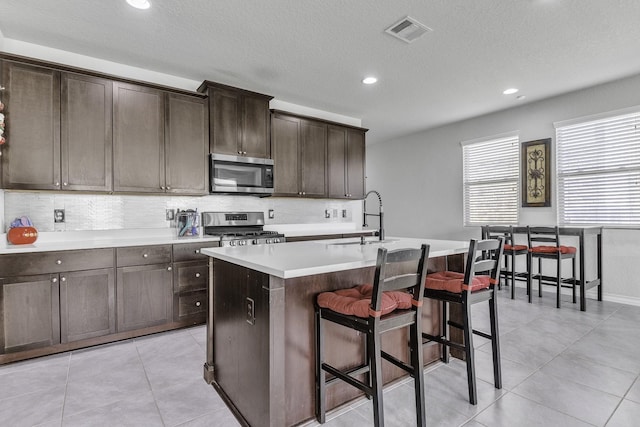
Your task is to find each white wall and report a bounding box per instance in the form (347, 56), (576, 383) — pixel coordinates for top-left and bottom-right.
(366, 72), (640, 304)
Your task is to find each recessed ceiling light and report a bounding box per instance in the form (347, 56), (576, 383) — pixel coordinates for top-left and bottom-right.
(126, 0), (151, 10)
(503, 88), (519, 95)
(362, 77), (378, 85)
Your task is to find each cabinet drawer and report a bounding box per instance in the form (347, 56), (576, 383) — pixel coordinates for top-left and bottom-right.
(0, 248), (114, 277)
(174, 290), (207, 321)
(173, 241), (219, 262)
(173, 261), (208, 293)
(116, 245), (171, 267)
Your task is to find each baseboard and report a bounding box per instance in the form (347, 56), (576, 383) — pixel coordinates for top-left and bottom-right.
(504, 280), (640, 307)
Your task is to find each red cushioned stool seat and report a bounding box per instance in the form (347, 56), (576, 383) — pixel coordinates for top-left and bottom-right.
(530, 245), (576, 254)
(317, 284), (412, 318)
(425, 271), (491, 293)
(504, 244), (528, 251)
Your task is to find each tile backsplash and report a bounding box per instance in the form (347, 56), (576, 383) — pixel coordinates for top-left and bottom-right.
(2, 192), (363, 232)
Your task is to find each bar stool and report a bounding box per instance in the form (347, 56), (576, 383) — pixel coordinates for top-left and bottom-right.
(527, 226), (577, 308)
(482, 225), (528, 299)
(315, 244), (429, 427)
(422, 238), (504, 405)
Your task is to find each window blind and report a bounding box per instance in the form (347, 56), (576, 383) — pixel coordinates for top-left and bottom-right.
(556, 109), (640, 225)
(462, 134), (519, 226)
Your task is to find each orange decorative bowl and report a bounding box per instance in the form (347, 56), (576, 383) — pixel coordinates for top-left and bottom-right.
(7, 226), (38, 245)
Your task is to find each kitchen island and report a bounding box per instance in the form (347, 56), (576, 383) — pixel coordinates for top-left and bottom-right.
(201, 237), (468, 427)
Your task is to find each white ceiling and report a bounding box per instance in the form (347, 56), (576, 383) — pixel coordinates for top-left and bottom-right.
(1, 0), (640, 145)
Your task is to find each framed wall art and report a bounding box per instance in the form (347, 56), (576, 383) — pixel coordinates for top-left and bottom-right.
(522, 138), (551, 207)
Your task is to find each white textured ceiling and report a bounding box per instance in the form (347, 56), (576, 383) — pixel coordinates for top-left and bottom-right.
(1, 0), (640, 145)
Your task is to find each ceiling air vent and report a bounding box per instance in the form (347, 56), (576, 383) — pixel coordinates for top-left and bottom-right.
(385, 16), (432, 44)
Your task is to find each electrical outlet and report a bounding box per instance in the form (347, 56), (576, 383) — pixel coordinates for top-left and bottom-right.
(342, 209), (347, 218)
(325, 209), (331, 219)
(246, 297), (255, 325)
(54, 209), (65, 223)
(166, 209), (175, 221)
(268, 209), (275, 219)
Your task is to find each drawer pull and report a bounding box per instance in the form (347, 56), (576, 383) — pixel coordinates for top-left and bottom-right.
(61, 277), (66, 282)
(195, 301), (201, 307)
(167, 266), (172, 271)
(195, 249), (200, 254)
(195, 273), (201, 278)
(143, 254), (148, 258)
(56, 260), (62, 265)
(52, 277), (58, 283)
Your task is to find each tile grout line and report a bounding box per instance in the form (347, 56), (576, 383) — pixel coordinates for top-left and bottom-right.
(134, 339), (168, 427)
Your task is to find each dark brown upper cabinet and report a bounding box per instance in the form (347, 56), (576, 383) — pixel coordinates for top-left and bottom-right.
(113, 82), (165, 193)
(327, 125), (366, 199)
(271, 112), (327, 197)
(0, 60), (61, 190)
(0, 62), (114, 192)
(165, 93), (209, 195)
(198, 81), (273, 159)
(62, 73), (113, 192)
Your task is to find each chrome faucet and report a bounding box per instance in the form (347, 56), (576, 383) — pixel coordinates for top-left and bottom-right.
(363, 190), (384, 241)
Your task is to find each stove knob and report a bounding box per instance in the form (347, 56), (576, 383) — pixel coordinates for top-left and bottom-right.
(274, 238), (281, 243)
(230, 241), (237, 246)
(240, 240), (246, 246)
(253, 239), (259, 245)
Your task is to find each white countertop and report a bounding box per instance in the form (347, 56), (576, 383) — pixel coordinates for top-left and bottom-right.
(201, 236), (468, 279)
(0, 229), (221, 254)
(263, 223), (377, 237)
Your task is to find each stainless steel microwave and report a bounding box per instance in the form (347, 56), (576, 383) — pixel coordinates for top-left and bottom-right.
(210, 153), (274, 195)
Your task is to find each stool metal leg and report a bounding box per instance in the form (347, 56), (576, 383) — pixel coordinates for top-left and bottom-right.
(462, 295), (477, 405)
(368, 326), (384, 427)
(488, 290), (502, 389)
(315, 309), (326, 424)
(441, 301), (450, 363)
(556, 254), (562, 308)
(410, 317), (427, 427)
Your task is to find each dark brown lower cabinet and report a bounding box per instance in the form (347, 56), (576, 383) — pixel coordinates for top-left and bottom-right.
(0, 274), (60, 354)
(116, 263), (173, 332)
(173, 260), (208, 322)
(60, 268), (116, 343)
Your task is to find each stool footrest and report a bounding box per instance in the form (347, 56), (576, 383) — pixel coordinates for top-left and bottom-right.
(472, 329), (492, 340)
(322, 362), (372, 396)
(421, 332), (465, 352)
(381, 350), (414, 376)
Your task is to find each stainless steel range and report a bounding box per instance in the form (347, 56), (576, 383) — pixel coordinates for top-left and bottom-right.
(201, 211), (285, 247)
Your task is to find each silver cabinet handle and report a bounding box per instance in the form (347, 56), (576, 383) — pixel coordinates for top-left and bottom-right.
(52, 277), (58, 283)
(55, 182), (60, 186)
(238, 150), (242, 154)
(166, 186), (171, 190)
(61, 277), (66, 282)
(167, 266), (172, 271)
(161, 186), (165, 190)
(195, 301), (201, 307)
(56, 260), (62, 265)
(143, 254), (148, 258)
(195, 273), (201, 278)
(194, 249), (200, 254)
(63, 182), (68, 186)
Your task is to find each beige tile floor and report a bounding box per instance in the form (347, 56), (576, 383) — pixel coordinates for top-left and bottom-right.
(1, 286), (639, 426)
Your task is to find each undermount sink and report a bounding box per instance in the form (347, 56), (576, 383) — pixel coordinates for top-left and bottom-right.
(329, 238), (400, 246)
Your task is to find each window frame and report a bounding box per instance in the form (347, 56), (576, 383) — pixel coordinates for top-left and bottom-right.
(555, 106), (640, 226)
(461, 131), (520, 227)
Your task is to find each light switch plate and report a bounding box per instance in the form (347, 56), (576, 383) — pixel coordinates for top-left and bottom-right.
(268, 209), (275, 219)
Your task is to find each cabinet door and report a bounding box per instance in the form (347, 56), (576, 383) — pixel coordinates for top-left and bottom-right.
(300, 120), (327, 197)
(1, 61), (60, 190)
(346, 129), (366, 199)
(116, 264), (173, 332)
(327, 125), (347, 198)
(61, 73), (113, 192)
(271, 114), (300, 195)
(113, 82), (165, 192)
(0, 274), (60, 354)
(60, 268), (115, 343)
(165, 93), (208, 194)
(241, 94), (271, 158)
(210, 88), (241, 155)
